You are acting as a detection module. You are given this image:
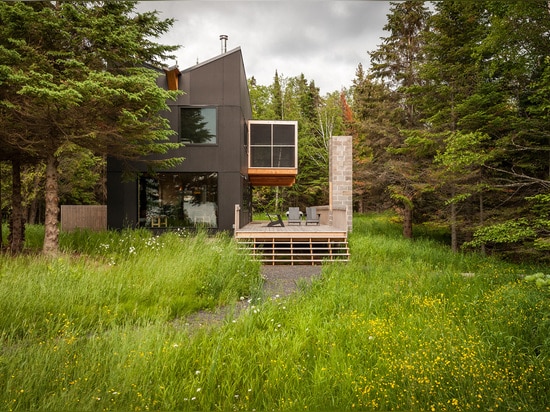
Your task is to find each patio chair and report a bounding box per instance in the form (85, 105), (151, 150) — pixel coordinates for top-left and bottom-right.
(287, 207), (302, 225)
(266, 212), (285, 227)
(305, 207), (320, 225)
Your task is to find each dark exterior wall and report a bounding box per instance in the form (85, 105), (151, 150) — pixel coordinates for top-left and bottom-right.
(106, 161), (138, 228)
(107, 48), (252, 232)
(218, 171), (242, 230)
(178, 49), (247, 107)
(166, 49), (252, 230)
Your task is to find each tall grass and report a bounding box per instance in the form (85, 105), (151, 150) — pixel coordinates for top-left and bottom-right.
(0, 228), (261, 341)
(1, 214), (549, 411)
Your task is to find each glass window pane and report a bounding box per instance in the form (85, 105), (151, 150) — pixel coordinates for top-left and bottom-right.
(250, 123), (271, 145)
(273, 124), (295, 145)
(139, 172), (218, 228)
(273, 147), (295, 167)
(180, 107), (217, 144)
(250, 146), (271, 167)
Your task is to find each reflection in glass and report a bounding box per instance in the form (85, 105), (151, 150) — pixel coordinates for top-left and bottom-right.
(139, 172), (218, 228)
(180, 107), (216, 144)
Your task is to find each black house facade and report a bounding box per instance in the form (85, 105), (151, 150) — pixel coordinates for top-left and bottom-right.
(107, 47), (253, 232)
(107, 47), (297, 232)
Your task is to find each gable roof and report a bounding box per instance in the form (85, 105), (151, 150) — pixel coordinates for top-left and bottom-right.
(181, 47), (244, 74)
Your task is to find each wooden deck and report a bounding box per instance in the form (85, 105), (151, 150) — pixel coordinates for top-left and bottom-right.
(235, 220), (349, 265)
(235, 220), (346, 238)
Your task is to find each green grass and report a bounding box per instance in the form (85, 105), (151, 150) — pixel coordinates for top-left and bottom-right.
(1, 214), (550, 411)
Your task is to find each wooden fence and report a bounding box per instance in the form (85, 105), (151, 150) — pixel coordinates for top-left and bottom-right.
(60, 205), (107, 232)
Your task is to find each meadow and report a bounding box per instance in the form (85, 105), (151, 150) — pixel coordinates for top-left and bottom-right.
(1, 215), (549, 411)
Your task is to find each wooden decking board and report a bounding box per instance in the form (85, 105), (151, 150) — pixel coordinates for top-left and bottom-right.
(235, 220), (349, 265)
(235, 221), (346, 239)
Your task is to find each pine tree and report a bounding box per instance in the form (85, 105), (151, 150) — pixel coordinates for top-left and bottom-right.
(0, 2), (182, 255)
(352, 64), (400, 213)
(456, 0), (550, 258)
(366, 0), (431, 238)
(272, 71), (284, 120)
(414, 1), (489, 251)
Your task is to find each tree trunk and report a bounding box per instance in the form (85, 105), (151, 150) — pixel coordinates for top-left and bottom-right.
(28, 200), (37, 225)
(97, 155), (107, 204)
(479, 190), (485, 256)
(43, 154), (59, 256)
(0, 163), (3, 249)
(10, 158), (25, 254)
(403, 206), (413, 239)
(450, 200), (458, 253)
(27, 171), (42, 225)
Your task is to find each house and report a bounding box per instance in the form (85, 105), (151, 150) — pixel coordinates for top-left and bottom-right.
(107, 46), (297, 232)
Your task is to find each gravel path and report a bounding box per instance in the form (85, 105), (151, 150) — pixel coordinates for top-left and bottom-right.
(182, 265), (323, 331)
(261, 265), (322, 297)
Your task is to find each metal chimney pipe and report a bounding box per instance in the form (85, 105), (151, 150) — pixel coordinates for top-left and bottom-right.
(220, 34), (228, 53)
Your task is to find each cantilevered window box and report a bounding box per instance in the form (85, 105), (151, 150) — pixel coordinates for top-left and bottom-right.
(248, 120), (298, 187)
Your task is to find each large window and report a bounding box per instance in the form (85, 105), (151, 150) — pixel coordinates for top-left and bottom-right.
(139, 172), (218, 228)
(180, 107), (217, 144)
(249, 121), (297, 168)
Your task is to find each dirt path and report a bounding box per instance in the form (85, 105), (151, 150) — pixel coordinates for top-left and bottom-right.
(261, 265), (322, 297)
(182, 265), (323, 330)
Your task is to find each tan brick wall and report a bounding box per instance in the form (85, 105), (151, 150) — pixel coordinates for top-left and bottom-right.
(330, 136), (353, 232)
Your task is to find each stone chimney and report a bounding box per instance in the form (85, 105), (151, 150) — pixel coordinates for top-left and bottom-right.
(329, 136), (353, 232)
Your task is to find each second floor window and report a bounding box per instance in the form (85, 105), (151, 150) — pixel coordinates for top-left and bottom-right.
(180, 107), (217, 144)
(249, 121), (297, 168)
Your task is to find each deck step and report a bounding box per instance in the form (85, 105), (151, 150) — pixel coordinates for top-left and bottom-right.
(236, 236), (349, 265)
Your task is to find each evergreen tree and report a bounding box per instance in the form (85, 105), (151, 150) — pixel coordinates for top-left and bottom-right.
(400, 0), (550, 259)
(272, 70), (284, 120)
(455, 0), (550, 259)
(352, 64), (400, 214)
(248, 77), (276, 119)
(284, 76), (321, 210)
(250, 72), (329, 213)
(0, 1), (182, 255)
(366, 0), (431, 238)
(415, 1), (489, 251)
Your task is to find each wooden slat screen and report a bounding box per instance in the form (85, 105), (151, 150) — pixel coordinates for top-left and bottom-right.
(61, 205), (107, 232)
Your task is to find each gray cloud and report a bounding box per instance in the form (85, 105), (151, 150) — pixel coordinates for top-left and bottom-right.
(137, 1), (391, 94)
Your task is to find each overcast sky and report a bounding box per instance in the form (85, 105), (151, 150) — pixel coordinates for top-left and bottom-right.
(136, 1), (392, 95)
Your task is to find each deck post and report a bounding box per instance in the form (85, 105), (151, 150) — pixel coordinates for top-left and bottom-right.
(234, 204), (240, 230)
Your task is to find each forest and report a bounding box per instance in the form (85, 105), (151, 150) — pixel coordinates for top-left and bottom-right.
(1, 1), (549, 262)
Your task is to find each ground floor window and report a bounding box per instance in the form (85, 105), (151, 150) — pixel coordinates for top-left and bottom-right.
(139, 172), (218, 228)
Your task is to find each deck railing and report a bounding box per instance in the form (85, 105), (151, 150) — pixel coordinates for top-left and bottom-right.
(237, 236), (349, 265)
(234, 204), (349, 265)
